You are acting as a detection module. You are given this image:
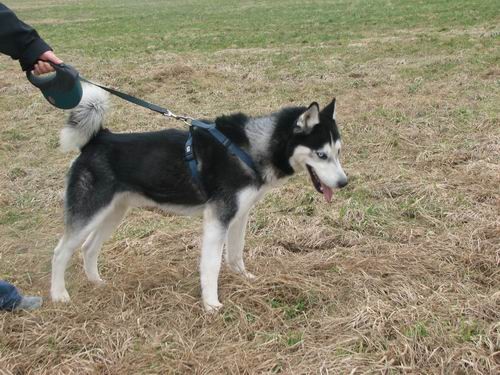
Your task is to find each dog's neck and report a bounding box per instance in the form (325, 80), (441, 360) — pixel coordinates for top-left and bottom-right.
(244, 114), (295, 186)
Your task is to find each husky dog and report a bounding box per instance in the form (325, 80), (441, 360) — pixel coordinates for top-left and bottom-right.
(51, 84), (348, 311)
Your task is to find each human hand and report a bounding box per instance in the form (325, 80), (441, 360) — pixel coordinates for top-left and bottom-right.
(33, 51), (63, 75)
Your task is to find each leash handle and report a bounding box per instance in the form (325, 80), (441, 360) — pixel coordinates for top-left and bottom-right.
(25, 60), (83, 109)
(26, 60), (79, 90)
(26, 58), (59, 72)
(26, 60), (64, 88)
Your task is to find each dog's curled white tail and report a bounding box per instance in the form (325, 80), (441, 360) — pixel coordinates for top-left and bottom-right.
(60, 83), (109, 152)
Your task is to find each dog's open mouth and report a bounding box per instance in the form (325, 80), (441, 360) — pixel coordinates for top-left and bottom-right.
(306, 165), (333, 203)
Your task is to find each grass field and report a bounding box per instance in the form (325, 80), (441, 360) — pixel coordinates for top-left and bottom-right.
(1, 0), (499, 373)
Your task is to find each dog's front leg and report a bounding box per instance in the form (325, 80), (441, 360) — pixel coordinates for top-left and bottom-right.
(200, 206), (228, 312)
(226, 211), (255, 279)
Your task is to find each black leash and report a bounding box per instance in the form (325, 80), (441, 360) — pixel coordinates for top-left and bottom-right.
(80, 77), (179, 119)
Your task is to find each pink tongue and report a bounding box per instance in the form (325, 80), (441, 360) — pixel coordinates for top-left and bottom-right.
(321, 183), (333, 203)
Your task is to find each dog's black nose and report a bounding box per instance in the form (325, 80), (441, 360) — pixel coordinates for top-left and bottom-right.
(337, 178), (348, 188)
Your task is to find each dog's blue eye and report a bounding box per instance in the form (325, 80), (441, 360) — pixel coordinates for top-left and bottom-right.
(316, 151), (327, 160)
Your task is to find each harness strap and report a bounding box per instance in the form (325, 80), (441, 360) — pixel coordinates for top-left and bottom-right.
(190, 120), (257, 173)
(185, 120), (259, 197)
(184, 129), (206, 197)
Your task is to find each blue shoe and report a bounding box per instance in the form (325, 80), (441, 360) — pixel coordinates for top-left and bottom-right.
(15, 296), (43, 311)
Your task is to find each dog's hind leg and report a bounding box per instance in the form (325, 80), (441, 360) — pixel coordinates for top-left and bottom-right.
(81, 203), (128, 284)
(225, 211), (255, 279)
(51, 227), (92, 302)
(51, 196), (120, 302)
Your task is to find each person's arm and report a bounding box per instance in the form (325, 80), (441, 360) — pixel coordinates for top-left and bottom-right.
(0, 2), (61, 72)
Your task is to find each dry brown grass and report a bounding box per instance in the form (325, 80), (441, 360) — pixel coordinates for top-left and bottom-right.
(1, 1), (499, 373)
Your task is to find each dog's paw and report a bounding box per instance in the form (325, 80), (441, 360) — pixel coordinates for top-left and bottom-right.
(228, 264), (256, 280)
(203, 301), (223, 313)
(51, 289), (71, 303)
(88, 277), (106, 286)
(242, 270), (256, 280)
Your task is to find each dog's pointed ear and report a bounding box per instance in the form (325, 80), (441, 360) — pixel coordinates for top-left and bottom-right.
(294, 102), (320, 134)
(322, 97), (336, 121)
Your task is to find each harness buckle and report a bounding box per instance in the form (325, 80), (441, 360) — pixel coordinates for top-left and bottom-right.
(184, 144), (194, 161)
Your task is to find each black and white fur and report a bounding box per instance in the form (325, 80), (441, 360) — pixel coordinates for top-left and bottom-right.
(51, 84), (348, 311)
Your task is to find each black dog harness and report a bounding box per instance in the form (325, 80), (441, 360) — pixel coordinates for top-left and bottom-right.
(79, 77), (258, 195)
(185, 119), (258, 196)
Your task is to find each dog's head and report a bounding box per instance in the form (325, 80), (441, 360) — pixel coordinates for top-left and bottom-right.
(288, 99), (347, 202)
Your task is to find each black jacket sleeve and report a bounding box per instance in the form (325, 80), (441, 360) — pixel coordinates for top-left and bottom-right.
(0, 2), (52, 71)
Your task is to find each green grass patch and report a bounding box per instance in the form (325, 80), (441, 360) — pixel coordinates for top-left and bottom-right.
(269, 297), (310, 319)
(404, 322), (429, 339)
(2, 129), (30, 142)
(458, 321), (484, 343)
(285, 332), (303, 347)
(12, 0), (500, 58)
(0, 210), (24, 226)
